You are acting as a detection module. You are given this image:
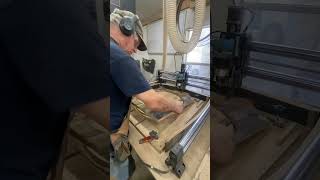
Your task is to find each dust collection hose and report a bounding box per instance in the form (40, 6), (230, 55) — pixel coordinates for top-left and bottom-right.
(164, 0), (207, 54)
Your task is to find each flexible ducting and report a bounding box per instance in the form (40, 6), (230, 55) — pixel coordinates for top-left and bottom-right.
(162, 0), (168, 69)
(164, 0), (207, 54)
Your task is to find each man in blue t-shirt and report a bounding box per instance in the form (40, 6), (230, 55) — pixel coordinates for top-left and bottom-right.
(109, 9), (184, 179)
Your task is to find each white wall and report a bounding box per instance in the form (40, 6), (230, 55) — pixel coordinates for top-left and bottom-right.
(133, 6), (210, 81)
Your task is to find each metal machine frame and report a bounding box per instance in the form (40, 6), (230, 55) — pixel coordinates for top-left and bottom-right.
(212, 2), (320, 179)
(154, 65), (210, 178)
(165, 100), (210, 177)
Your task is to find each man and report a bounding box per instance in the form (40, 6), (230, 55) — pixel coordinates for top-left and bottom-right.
(0, 0), (109, 179)
(109, 9), (184, 179)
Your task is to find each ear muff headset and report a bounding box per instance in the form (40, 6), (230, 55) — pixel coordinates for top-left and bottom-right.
(119, 16), (137, 36)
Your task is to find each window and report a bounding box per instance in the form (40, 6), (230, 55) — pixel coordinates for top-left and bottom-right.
(183, 27), (210, 79)
(185, 27), (210, 64)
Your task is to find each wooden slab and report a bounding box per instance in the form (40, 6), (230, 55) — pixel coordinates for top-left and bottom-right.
(129, 111), (145, 126)
(156, 90), (181, 100)
(178, 116), (210, 180)
(194, 148), (210, 180)
(135, 100), (206, 152)
(129, 123), (169, 175)
(129, 88), (208, 152)
(129, 115), (211, 180)
(160, 100), (205, 141)
(131, 89), (184, 123)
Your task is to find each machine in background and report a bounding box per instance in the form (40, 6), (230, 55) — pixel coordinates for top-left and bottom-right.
(212, 6), (249, 96)
(212, 4), (320, 180)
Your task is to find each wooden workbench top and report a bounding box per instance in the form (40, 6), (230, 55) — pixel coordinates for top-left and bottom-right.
(129, 115), (210, 180)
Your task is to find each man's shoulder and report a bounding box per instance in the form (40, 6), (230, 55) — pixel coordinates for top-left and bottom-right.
(110, 41), (135, 65)
(110, 41), (126, 57)
(110, 40), (122, 54)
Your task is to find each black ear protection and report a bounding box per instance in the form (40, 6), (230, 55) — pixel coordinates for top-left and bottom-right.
(119, 15), (137, 36)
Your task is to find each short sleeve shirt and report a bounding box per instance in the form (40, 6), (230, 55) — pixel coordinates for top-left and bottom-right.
(110, 40), (151, 131)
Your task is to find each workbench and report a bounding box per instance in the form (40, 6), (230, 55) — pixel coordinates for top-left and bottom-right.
(128, 109), (210, 180)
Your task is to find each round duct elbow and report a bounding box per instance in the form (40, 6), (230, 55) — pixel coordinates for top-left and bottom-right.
(165, 0), (207, 54)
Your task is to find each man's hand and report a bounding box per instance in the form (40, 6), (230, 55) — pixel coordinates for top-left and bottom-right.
(135, 89), (184, 114)
(175, 100), (184, 114)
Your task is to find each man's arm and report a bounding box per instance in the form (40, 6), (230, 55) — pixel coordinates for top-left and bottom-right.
(135, 89), (184, 114)
(74, 97), (109, 129)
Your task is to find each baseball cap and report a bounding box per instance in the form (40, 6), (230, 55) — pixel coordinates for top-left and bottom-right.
(110, 8), (147, 51)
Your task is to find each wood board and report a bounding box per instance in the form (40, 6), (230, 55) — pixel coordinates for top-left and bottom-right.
(194, 148), (211, 180)
(129, 115), (211, 180)
(130, 88), (208, 152)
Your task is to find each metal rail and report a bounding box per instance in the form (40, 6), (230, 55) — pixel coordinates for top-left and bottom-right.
(180, 100), (210, 153)
(249, 42), (320, 63)
(188, 75), (210, 81)
(165, 100), (210, 178)
(246, 66), (320, 92)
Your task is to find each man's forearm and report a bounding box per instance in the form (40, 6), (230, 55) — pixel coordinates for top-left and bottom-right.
(135, 89), (183, 114)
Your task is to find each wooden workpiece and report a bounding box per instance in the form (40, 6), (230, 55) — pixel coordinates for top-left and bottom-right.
(129, 88), (210, 179)
(130, 88), (208, 153)
(129, 115), (210, 180)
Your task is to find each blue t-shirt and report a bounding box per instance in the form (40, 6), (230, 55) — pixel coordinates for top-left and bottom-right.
(110, 40), (151, 131)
